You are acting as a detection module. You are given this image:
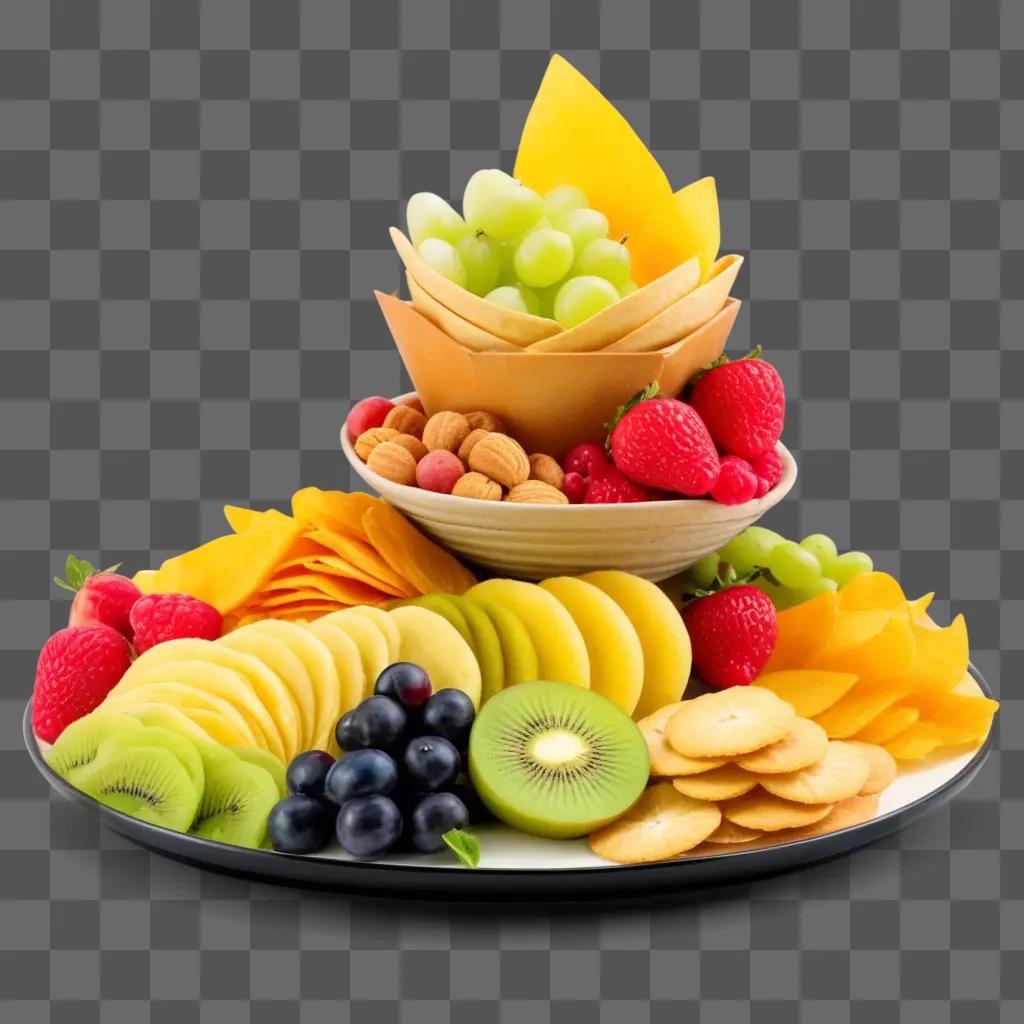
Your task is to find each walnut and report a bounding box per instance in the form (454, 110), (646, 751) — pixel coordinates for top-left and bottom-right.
(422, 411), (472, 452)
(468, 432), (530, 489)
(366, 441), (417, 485)
(383, 404), (427, 439)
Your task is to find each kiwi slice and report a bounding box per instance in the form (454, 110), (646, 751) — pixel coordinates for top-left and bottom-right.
(78, 745), (201, 832)
(468, 680), (649, 838)
(232, 747), (287, 799)
(45, 712), (144, 785)
(105, 726), (205, 794)
(189, 754), (280, 849)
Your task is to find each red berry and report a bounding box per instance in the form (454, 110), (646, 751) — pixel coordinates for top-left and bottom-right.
(416, 450), (464, 494)
(753, 476), (770, 498)
(751, 448), (784, 491)
(32, 625), (133, 743)
(682, 585), (777, 690)
(563, 471), (587, 504)
(346, 396), (395, 442)
(129, 593), (223, 654)
(584, 465), (657, 504)
(562, 442), (608, 480)
(56, 555), (141, 640)
(710, 455), (759, 506)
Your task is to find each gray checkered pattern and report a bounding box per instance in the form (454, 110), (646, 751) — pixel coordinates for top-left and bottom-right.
(0, 0), (1020, 1018)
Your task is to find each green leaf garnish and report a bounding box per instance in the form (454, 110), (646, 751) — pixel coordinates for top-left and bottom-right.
(442, 828), (480, 868)
(53, 554), (122, 594)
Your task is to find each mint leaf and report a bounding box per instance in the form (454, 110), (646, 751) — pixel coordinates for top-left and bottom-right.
(442, 828), (480, 869)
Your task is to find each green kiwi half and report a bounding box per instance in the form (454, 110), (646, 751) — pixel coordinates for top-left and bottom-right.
(189, 754), (279, 849)
(468, 680), (649, 838)
(105, 726), (205, 793)
(45, 712), (145, 785)
(232, 747), (287, 799)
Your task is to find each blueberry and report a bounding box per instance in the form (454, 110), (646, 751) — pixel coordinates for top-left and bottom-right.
(336, 795), (403, 859)
(351, 695), (408, 752)
(420, 689), (475, 750)
(409, 792), (470, 852)
(374, 662), (432, 710)
(324, 749), (398, 805)
(403, 735), (461, 793)
(285, 750), (335, 799)
(267, 795), (335, 854)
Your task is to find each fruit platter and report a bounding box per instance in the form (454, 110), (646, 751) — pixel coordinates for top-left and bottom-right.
(25, 57), (997, 900)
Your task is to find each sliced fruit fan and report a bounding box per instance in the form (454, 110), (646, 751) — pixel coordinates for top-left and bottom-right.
(29, 56), (997, 874)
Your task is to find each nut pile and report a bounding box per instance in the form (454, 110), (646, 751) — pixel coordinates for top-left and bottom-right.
(355, 408), (569, 504)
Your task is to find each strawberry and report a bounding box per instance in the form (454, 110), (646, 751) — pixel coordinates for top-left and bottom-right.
(55, 555), (141, 640)
(689, 347), (785, 461)
(607, 384), (720, 496)
(32, 625), (133, 742)
(129, 593), (223, 654)
(710, 455), (758, 506)
(681, 585), (777, 690)
(751, 448), (783, 491)
(584, 465), (657, 504)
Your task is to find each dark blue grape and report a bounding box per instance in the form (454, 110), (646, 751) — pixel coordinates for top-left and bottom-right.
(409, 792), (470, 852)
(420, 689), (475, 750)
(352, 695), (407, 753)
(403, 735), (460, 793)
(285, 749), (335, 799)
(374, 662), (432, 710)
(335, 709), (370, 751)
(267, 795), (335, 854)
(324, 749), (398, 805)
(336, 795), (403, 859)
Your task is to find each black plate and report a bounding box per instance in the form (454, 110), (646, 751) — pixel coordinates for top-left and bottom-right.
(24, 667), (994, 901)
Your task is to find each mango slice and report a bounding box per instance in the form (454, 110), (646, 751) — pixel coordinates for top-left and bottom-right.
(763, 591), (839, 673)
(852, 705), (921, 746)
(902, 616), (969, 692)
(808, 611), (916, 681)
(902, 690), (998, 746)
(753, 669), (859, 719)
(814, 680), (914, 739)
(884, 722), (944, 761)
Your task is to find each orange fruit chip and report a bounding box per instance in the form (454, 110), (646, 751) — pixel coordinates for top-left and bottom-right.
(671, 765), (758, 801)
(260, 572), (388, 607)
(760, 741), (870, 805)
(884, 722), (944, 760)
(902, 616), (969, 693)
(809, 611), (916, 680)
(838, 572), (907, 611)
(903, 690), (998, 745)
(665, 687), (795, 758)
(907, 593), (934, 620)
(763, 592), (838, 672)
(303, 528), (415, 596)
(291, 486), (377, 540)
(637, 703), (727, 776)
(588, 783), (722, 863)
(735, 717), (829, 775)
(852, 704), (920, 745)
(720, 790), (833, 832)
(813, 680), (912, 739)
(753, 670), (859, 719)
(843, 741), (898, 795)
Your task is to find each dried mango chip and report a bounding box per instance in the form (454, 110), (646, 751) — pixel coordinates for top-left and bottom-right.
(361, 503), (475, 596)
(292, 487), (377, 540)
(753, 670), (859, 719)
(259, 572), (388, 607)
(809, 611), (916, 681)
(852, 705), (920, 745)
(813, 680), (913, 739)
(235, 602), (340, 627)
(838, 572), (907, 611)
(902, 615), (969, 692)
(902, 691), (998, 746)
(763, 591), (839, 673)
(304, 528), (414, 595)
(223, 505), (294, 534)
(907, 593), (934, 620)
(884, 722), (944, 761)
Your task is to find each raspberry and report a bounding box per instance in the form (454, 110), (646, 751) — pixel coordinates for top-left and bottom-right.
(751, 448), (783, 491)
(129, 593), (223, 654)
(710, 456), (759, 506)
(563, 471), (587, 504)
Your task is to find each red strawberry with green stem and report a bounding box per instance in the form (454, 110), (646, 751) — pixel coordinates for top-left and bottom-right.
(55, 555), (141, 641)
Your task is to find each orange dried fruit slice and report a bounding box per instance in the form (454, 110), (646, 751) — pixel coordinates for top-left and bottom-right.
(665, 687), (795, 758)
(291, 487), (377, 540)
(763, 591), (838, 672)
(884, 721), (944, 760)
(852, 704), (920, 745)
(903, 690), (998, 745)
(637, 703), (727, 776)
(837, 572), (907, 611)
(843, 741), (898, 795)
(588, 782), (722, 863)
(671, 765), (758, 801)
(808, 611), (916, 680)
(902, 616), (969, 693)
(721, 790), (834, 831)
(760, 741), (871, 805)
(814, 679), (912, 739)
(753, 670), (859, 719)
(907, 593), (934, 620)
(735, 717), (829, 775)
(302, 528), (415, 596)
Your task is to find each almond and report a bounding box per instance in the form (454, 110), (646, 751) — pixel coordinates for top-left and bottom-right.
(528, 453), (565, 490)
(458, 428), (490, 463)
(366, 441), (417, 485)
(451, 471), (502, 501)
(391, 433), (428, 461)
(355, 426), (399, 461)
(506, 480), (569, 505)
(383, 404), (427, 439)
(468, 432), (530, 489)
(422, 411), (472, 452)
(464, 411), (506, 433)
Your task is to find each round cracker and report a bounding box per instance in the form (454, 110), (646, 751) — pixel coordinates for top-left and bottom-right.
(588, 782), (722, 864)
(721, 789), (834, 831)
(735, 717), (828, 775)
(844, 740), (898, 795)
(760, 740), (871, 805)
(666, 687), (796, 758)
(638, 703), (728, 776)
(706, 819), (763, 845)
(672, 764), (758, 801)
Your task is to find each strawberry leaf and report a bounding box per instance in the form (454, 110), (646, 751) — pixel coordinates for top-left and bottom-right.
(53, 554), (120, 594)
(686, 345), (765, 390)
(681, 567), (765, 603)
(604, 380), (660, 455)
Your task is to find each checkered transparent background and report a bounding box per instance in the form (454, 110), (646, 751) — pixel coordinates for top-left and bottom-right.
(0, 0), (1021, 1019)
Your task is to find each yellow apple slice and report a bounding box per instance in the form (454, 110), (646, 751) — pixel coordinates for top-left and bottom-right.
(466, 580), (589, 688)
(388, 605), (482, 708)
(580, 571), (691, 719)
(301, 621), (366, 726)
(119, 703), (217, 743)
(330, 605), (401, 661)
(318, 610), (392, 698)
(539, 577), (644, 714)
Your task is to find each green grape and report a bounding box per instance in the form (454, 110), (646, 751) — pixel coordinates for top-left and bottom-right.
(802, 576), (839, 597)
(554, 207), (609, 253)
(830, 550), (874, 587)
(768, 540), (823, 589)
(799, 533), (838, 573)
(464, 172), (543, 241)
(456, 233), (501, 295)
(619, 279), (639, 296)
(513, 228), (575, 288)
(535, 283), (561, 319)
(552, 275), (619, 328)
(719, 526), (784, 575)
(576, 238), (632, 288)
(517, 284), (541, 315)
(417, 237), (467, 289)
(689, 553), (720, 590)
(484, 284), (539, 315)
(406, 192), (469, 248)
(496, 242), (518, 285)
(542, 184), (588, 221)
(462, 169), (514, 226)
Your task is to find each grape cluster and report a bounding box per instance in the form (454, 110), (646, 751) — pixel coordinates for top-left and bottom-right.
(267, 663), (484, 860)
(689, 527), (874, 611)
(406, 170), (637, 328)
